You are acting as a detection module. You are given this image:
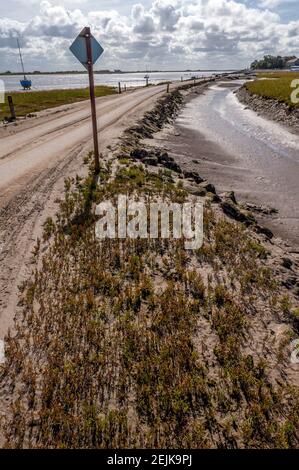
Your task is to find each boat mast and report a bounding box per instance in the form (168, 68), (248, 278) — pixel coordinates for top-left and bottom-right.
(17, 38), (27, 81)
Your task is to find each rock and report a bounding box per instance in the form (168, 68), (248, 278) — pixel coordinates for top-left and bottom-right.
(184, 184), (207, 197)
(221, 200), (255, 225)
(244, 202), (278, 215)
(131, 125), (152, 138)
(192, 159), (199, 164)
(183, 171), (204, 184)
(222, 191), (237, 205)
(198, 182), (216, 194)
(158, 152), (174, 163)
(255, 224), (273, 239)
(282, 277), (297, 289)
(130, 148), (148, 159)
(281, 257), (293, 270)
(237, 86), (299, 134)
(4, 116), (16, 123)
(143, 157), (159, 166)
(164, 161), (182, 173)
(209, 193), (221, 203)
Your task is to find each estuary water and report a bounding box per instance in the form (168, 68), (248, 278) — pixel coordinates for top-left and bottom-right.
(0, 71), (222, 92)
(175, 81), (299, 246)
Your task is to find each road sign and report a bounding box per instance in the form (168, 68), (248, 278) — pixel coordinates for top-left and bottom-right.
(70, 27), (104, 70)
(70, 27), (104, 173)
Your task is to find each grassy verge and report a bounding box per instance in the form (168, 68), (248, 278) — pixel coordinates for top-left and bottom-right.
(257, 72), (299, 79)
(245, 72), (299, 107)
(0, 86), (116, 121)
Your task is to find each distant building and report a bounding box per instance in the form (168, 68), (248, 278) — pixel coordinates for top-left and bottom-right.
(285, 57), (299, 68)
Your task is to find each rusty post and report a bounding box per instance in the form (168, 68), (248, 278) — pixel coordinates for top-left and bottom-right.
(7, 96), (16, 121)
(85, 27), (100, 174)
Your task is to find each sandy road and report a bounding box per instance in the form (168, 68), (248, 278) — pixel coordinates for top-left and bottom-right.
(0, 84), (170, 340)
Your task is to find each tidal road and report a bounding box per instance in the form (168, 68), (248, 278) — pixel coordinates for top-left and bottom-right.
(0, 84), (172, 340)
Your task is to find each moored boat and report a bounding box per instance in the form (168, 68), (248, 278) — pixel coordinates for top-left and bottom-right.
(17, 38), (32, 90)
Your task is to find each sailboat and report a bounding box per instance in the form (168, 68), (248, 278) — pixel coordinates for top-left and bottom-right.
(17, 38), (32, 90)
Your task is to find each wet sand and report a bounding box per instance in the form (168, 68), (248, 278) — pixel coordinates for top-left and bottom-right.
(156, 83), (299, 249)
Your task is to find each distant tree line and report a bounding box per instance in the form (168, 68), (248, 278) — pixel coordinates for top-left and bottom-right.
(250, 55), (296, 70)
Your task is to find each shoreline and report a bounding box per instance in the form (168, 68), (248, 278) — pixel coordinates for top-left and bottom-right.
(236, 85), (299, 134)
(150, 83), (299, 250)
(115, 83), (299, 297)
(0, 69), (237, 76)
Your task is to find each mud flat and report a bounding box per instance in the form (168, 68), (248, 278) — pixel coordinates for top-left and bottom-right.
(152, 82), (299, 250)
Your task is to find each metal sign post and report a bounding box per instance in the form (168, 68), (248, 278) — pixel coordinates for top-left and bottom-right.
(85, 27), (100, 173)
(70, 27), (104, 174)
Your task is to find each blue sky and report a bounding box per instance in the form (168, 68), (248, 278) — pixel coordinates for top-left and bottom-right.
(247, 0), (299, 22)
(1, 0), (299, 71)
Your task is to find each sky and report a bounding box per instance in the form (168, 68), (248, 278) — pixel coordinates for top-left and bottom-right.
(0, 0), (299, 72)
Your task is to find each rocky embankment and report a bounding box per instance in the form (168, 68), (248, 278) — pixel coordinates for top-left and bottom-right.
(117, 86), (299, 303)
(237, 86), (299, 133)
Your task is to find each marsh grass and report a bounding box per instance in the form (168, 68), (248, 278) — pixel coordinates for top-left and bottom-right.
(0, 86), (116, 120)
(246, 73), (299, 107)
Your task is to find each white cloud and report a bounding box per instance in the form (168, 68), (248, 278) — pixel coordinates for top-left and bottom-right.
(0, 0), (299, 71)
(259, 0), (298, 9)
(259, 0), (283, 7)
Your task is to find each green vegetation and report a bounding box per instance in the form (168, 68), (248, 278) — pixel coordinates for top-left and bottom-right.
(250, 55), (296, 70)
(0, 86), (116, 121)
(0, 151), (298, 448)
(245, 72), (299, 108)
(257, 72), (299, 79)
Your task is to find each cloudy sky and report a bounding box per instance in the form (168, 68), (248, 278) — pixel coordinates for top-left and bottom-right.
(0, 0), (299, 72)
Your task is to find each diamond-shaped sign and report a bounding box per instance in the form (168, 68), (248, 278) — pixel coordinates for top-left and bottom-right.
(70, 28), (104, 69)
